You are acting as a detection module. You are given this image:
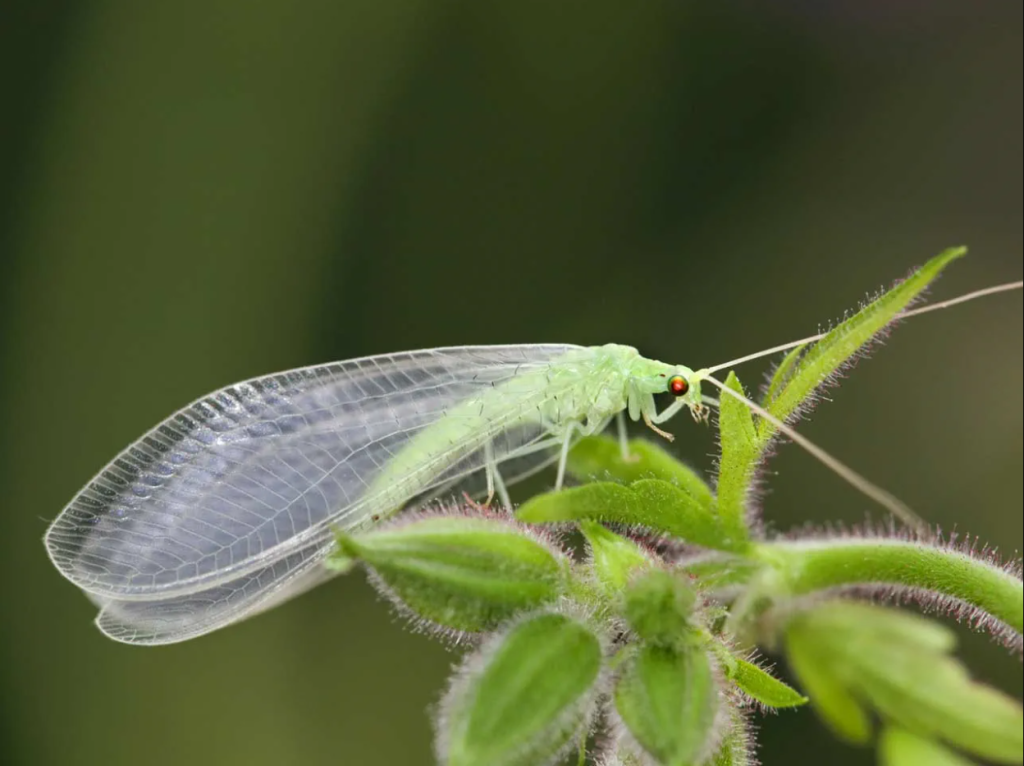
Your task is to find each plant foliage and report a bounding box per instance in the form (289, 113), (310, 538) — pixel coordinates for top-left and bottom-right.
(331, 250), (1022, 765)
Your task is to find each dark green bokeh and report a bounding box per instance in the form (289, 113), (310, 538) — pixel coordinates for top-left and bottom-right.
(1, 3), (1019, 765)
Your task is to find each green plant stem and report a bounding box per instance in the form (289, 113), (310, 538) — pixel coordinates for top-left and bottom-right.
(759, 539), (1023, 633)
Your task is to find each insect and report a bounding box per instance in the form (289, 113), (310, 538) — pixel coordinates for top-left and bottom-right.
(43, 280), (1021, 645)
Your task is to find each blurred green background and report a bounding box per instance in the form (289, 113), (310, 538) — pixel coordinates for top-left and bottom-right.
(1, 2), (1020, 765)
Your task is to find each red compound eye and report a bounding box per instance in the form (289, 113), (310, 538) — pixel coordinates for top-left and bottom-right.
(669, 375), (689, 396)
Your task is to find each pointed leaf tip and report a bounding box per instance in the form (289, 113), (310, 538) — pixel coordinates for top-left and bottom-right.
(764, 248), (966, 439)
(727, 657), (808, 709)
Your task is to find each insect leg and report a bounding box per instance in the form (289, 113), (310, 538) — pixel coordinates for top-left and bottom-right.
(650, 397), (688, 425)
(492, 461), (512, 510)
(616, 411), (631, 459)
(484, 440), (497, 504)
(554, 422), (582, 491)
(463, 452), (510, 511)
(474, 433), (568, 507)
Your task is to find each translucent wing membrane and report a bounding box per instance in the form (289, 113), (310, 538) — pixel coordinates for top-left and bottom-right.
(88, 423), (575, 646)
(45, 345), (581, 626)
(92, 540), (334, 644)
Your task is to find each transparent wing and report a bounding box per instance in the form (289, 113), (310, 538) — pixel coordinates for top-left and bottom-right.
(45, 345), (581, 606)
(89, 423), (577, 646)
(91, 537), (335, 645)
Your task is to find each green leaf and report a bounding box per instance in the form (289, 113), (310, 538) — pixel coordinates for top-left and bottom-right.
(762, 342), (808, 406)
(567, 435), (715, 510)
(614, 644), (722, 766)
(879, 727), (976, 766)
(787, 601), (1024, 764)
(517, 479), (742, 552)
(785, 600), (957, 654)
(580, 521), (652, 595)
(763, 247), (966, 440)
(592, 744), (646, 766)
(715, 371), (758, 541)
(623, 569), (698, 648)
(725, 657), (808, 709)
(784, 623), (873, 744)
(336, 516), (566, 632)
(854, 642), (1022, 764)
(440, 612), (603, 766)
(709, 709), (755, 766)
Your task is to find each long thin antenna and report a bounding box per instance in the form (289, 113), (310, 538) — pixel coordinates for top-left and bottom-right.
(705, 335), (818, 374)
(705, 280), (1022, 375)
(701, 373), (930, 535)
(899, 280), (1022, 319)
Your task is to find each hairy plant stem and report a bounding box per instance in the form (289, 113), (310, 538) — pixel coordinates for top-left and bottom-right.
(754, 539), (1023, 634)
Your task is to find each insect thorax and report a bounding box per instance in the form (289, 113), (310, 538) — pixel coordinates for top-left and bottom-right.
(532, 345), (642, 430)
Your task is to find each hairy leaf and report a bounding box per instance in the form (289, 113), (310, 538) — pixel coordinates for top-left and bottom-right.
(726, 657), (808, 709)
(623, 569), (698, 648)
(518, 479), (739, 552)
(568, 435), (714, 509)
(439, 612), (603, 766)
(336, 516), (566, 632)
(715, 372), (758, 541)
(580, 521), (652, 594)
(614, 645), (722, 766)
(762, 342), (808, 406)
(763, 247), (966, 440)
